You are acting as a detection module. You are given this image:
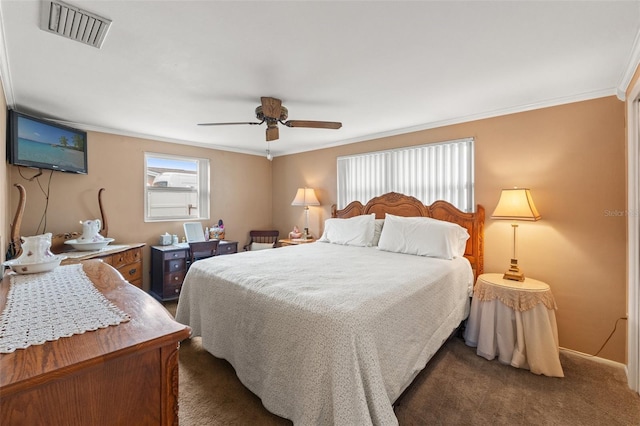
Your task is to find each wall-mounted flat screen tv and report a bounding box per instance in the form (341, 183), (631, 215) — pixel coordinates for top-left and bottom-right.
(7, 110), (88, 174)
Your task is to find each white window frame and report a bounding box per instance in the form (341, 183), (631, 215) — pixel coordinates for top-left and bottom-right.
(144, 152), (210, 222)
(337, 138), (474, 211)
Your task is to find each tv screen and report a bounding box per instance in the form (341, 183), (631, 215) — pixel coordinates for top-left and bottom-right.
(7, 110), (88, 174)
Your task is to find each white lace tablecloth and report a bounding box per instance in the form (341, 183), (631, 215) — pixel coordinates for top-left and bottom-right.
(0, 264), (130, 353)
(464, 273), (564, 377)
(62, 244), (131, 260)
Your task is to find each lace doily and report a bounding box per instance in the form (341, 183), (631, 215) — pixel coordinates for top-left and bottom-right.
(62, 245), (130, 260)
(0, 264), (130, 353)
(473, 279), (557, 312)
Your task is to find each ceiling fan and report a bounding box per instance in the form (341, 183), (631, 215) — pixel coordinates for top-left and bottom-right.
(198, 97), (342, 141)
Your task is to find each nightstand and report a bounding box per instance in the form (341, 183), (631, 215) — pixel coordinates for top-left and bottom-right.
(278, 238), (315, 247)
(150, 241), (238, 301)
(150, 245), (189, 302)
(464, 273), (564, 377)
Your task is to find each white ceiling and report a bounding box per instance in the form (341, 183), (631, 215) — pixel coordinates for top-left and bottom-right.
(1, 1), (639, 158)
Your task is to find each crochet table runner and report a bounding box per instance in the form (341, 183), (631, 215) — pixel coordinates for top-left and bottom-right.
(0, 264), (130, 353)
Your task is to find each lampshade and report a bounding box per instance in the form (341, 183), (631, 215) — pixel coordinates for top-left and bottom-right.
(291, 187), (320, 207)
(491, 188), (541, 221)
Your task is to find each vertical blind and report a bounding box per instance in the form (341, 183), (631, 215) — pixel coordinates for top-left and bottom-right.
(337, 138), (474, 211)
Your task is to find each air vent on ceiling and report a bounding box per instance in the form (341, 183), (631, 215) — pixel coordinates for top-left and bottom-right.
(40, 0), (111, 49)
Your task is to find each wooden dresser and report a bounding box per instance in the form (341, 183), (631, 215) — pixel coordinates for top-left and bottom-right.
(60, 243), (144, 288)
(0, 260), (191, 425)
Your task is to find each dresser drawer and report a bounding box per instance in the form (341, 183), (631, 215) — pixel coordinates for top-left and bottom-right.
(163, 250), (187, 261)
(129, 277), (142, 288)
(112, 247), (142, 269)
(217, 242), (237, 256)
(164, 271), (186, 289)
(166, 258), (186, 273)
(117, 262), (142, 284)
(164, 278), (182, 297)
(97, 254), (113, 266)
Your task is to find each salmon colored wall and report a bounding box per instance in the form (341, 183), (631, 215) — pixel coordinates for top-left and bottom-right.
(8, 131), (273, 290)
(3, 95), (628, 362)
(272, 96), (627, 363)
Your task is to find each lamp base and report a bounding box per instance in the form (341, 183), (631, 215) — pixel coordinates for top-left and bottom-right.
(503, 259), (525, 282)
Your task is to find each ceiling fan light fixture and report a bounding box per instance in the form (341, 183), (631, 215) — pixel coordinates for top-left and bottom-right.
(199, 97), (342, 142)
(255, 105), (288, 122)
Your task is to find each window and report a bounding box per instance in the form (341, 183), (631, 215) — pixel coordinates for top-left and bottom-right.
(144, 152), (210, 222)
(337, 138), (474, 212)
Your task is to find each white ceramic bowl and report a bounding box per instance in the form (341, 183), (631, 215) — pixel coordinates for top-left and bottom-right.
(64, 238), (115, 251)
(3, 254), (67, 274)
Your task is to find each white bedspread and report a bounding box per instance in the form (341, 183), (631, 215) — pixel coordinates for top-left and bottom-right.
(176, 242), (473, 425)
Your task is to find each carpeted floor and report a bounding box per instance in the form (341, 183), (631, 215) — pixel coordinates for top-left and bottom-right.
(166, 302), (640, 425)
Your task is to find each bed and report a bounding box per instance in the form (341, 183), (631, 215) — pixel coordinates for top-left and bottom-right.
(176, 192), (484, 425)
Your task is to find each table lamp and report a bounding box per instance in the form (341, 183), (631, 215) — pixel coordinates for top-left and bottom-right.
(291, 187), (320, 239)
(491, 188), (541, 281)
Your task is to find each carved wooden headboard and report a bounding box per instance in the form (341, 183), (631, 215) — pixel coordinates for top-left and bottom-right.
(331, 192), (484, 279)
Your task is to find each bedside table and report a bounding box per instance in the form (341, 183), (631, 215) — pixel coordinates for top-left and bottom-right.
(150, 245), (189, 302)
(463, 273), (564, 377)
(278, 238), (315, 247)
(150, 241), (239, 302)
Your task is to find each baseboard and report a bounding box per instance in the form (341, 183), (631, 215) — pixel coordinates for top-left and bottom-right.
(559, 347), (627, 371)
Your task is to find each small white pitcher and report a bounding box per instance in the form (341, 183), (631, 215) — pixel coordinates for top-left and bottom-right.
(79, 219), (104, 242)
(17, 233), (54, 263)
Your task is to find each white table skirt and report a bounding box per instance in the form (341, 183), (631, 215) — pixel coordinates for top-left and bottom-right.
(464, 298), (564, 377)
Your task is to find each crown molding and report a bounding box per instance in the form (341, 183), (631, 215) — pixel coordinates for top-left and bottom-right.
(276, 89), (617, 157)
(13, 88), (619, 160)
(49, 119), (265, 157)
(617, 27), (640, 101)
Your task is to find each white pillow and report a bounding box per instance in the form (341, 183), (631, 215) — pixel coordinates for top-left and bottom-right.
(250, 242), (274, 251)
(318, 214), (376, 247)
(377, 213), (469, 259)
(371, 219), (385, 246)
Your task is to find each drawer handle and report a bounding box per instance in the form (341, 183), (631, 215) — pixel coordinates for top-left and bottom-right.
(174, 276), (179, 281)
(173, 253), (179, 257)
(175, 288), (179, 293)
(128, 268), (137, 276)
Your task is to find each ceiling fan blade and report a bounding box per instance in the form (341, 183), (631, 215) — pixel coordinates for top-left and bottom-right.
(198, 121), (262, 126)
(261, 97), (282, 119)
(265, 126), (279, 141)
(283, 120), (342, 129)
